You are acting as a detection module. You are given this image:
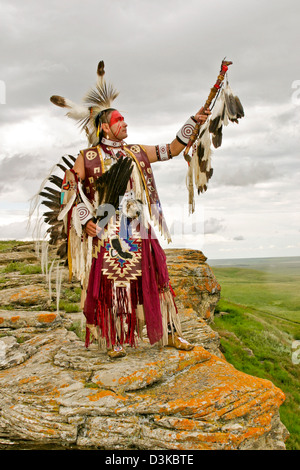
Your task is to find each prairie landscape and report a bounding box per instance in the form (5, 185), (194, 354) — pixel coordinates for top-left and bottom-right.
(0, 242), (298, 449)
(209, 256), (300, 450)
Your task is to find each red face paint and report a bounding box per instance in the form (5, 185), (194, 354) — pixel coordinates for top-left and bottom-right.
(109, 110), (124, 127)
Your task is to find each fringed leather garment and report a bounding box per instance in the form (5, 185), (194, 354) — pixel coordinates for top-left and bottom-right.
(81, 143), (182, 349)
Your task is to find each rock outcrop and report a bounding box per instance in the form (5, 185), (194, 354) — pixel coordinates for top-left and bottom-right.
(0, 243), (288, 450)
(165, 249), (221, 323)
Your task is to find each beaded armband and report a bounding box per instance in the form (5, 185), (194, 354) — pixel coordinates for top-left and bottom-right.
(176, 116), (197, 146)
(155, 143), (173, 161)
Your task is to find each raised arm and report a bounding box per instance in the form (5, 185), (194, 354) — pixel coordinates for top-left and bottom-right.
(143, 108), (211, 163)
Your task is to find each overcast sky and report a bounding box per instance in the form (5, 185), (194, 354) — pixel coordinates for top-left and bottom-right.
(1, 0), (300, 260)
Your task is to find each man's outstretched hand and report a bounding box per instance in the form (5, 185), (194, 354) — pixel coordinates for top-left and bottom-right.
(194, 107), (211, 124)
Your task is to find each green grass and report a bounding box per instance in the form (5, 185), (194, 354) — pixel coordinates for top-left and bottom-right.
(67, 320), (86, 342)
(58, 286), (82, 313)
(0, 240), (29, 252)
(58, 301), (81, 313)
(212, 266), (300, 324)
(0, 261), (42, 275)
(211, 263), (300, 450)
(0, 240), (42, 276)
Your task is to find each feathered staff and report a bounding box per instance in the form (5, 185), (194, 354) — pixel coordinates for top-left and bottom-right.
(185, 59), (244, 213)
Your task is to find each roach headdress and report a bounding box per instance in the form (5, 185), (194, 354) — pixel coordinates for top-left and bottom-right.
(50, 60), (119, 146)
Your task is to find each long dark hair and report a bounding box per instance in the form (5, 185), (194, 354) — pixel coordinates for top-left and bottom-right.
(95, 108), (116, 143)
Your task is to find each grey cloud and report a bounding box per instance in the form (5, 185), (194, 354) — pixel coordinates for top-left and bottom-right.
(1, 0), (300, 258)
(0, 153), (58, 202)
(204, 217), (225, 234)
(0, 154), (48, 184)
(0, 221), (30, 240)
(215, 160), (279, 187)
(2, 0), (300, 116)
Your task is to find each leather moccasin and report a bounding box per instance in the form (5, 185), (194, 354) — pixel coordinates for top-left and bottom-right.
(107, 344), (126, 358)
(167, 333), (194, 351)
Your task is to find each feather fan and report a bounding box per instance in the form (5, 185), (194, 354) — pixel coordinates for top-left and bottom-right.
(94, 156), (134, 210)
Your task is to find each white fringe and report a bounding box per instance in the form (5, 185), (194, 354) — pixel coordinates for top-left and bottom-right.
(55, 260), (63, 313)
(41, 239), (49, 276)
(48, 259), (56, 301)
(160, 289), (182, 346)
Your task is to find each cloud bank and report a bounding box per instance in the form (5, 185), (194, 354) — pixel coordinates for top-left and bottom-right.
(1, 0), (299, 259)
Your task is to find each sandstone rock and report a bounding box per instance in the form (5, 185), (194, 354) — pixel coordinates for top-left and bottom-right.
(0, 285), (49, 307)
(166, 249), (221, 323)
(0, 335), (37, 370)
(0, 307), (288, 450)
(0, 310), (62, 331)
(0, 251), (37, 265)
(0, 244), (289, 450)
(0, 272), (45, 290)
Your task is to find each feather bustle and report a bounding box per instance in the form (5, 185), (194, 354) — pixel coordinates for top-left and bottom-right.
(43, 186), (60, 197)
(62, 156), (74, 169)
(48, 175), (63, 188)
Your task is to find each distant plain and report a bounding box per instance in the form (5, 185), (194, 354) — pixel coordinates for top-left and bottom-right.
(209, 256), (300, 450)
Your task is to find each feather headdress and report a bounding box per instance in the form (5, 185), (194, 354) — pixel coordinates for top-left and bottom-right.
(50, 60), (119, 146)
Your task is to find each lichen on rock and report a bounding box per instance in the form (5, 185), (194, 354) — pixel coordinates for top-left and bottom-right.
(0, 243), (289, 450)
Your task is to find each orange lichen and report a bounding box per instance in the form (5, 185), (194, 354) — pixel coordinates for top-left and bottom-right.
(118, 366), (160, 387)
(48, 387), (61, 398)
(19, 377), (38, 385)
(88, 389), (126, 402)
(44, 429), (56, 435)
(10, 316), (20, 323)
(175, 347), (211, 373)
(10, 287), (38, 301)
(131, 350), (285, 450)
(37, 313), (57, 323)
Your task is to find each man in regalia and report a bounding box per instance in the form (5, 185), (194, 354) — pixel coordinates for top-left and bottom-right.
(47, 61), (209, 358)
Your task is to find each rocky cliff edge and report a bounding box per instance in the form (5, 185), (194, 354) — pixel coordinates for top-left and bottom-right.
(0, 243), (288, 450)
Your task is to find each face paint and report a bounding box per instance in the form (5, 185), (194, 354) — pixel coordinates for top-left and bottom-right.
(109, 110), (124, 127)
(109, 110), (126, 139)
